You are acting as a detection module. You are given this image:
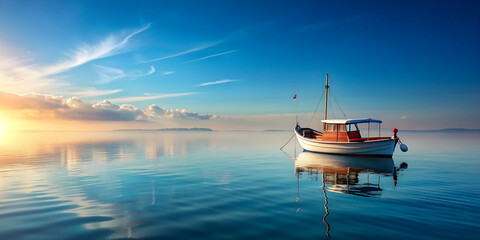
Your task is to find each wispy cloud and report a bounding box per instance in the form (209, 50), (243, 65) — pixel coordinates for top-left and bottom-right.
(184, 50), (237, 64)
(0, 24), (151, 96)
(196, 79), (237, 87)
(44, 24), (151, 76)
(162, 71), (175, 75)
(0, 52), (68, 94)
(141, 42), (221, 63)
(107, 92), (199, 103)
(57, 88), (123, 98)
(95, 65), (155, 84)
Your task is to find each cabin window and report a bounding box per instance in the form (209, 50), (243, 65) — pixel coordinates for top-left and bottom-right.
(326, 124), (336, 132)
(338, 125), (346, 132)
(348, 124), (358, 132)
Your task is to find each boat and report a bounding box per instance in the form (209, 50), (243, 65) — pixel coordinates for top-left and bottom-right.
(294, 74), (407, 157)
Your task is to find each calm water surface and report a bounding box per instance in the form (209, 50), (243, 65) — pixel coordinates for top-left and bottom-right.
(0, 131), (479, 239)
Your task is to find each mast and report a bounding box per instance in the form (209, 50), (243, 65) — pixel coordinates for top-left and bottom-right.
(324, 74), (329, 120)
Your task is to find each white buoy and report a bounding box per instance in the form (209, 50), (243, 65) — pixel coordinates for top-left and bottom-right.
(400, 144), (408, 152)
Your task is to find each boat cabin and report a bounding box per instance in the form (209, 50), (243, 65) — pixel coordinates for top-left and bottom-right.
(299, 118), (391, 142)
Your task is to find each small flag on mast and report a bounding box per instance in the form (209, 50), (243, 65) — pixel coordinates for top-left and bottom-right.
(293, 94), (297, 99)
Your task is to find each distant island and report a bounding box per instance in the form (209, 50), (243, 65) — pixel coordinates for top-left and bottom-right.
(114, 128), (214, 132)
(111, 128), (480, 133)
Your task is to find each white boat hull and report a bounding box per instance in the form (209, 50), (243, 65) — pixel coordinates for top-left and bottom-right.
(295, 152), (394, 173)
(295, 129), (397, 157)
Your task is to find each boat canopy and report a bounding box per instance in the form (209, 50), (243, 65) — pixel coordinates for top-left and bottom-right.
(321, 118), (383, 124)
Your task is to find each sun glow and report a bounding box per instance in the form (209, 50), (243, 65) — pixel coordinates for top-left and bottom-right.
(0, 119), (14, 135)
(0, 121), (7, 140)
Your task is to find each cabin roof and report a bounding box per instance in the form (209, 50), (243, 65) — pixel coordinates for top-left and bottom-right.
(321, 118), (383, 124)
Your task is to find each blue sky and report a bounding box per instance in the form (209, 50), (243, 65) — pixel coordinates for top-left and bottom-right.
(0, 0), (479, 130)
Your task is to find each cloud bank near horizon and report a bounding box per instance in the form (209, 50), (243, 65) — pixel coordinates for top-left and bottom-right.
(0, 92), (219, 121)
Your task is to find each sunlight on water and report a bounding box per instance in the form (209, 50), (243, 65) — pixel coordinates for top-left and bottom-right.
(0, 131), (478, 239)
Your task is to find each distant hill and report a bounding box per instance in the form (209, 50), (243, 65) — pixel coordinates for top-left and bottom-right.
(402, 128), (480, 132)
(114, 128), (214, 132)
(264, 129), (289, 132)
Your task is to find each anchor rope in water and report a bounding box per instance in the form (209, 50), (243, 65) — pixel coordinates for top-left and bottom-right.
(279, 134), (295, 150)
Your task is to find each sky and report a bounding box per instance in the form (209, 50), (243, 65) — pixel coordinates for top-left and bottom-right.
(0, 0), (479, 131)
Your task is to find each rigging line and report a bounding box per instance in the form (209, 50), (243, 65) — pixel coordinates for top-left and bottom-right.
(307, 89), (325, 127)
(330, 93), (337, 119)
(330, 90), (348, 118)
(329, 94), (336, 119)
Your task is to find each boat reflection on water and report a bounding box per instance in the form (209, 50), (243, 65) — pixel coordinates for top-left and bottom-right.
(296, 151), (396, 198)
(293, 151), (408, 238)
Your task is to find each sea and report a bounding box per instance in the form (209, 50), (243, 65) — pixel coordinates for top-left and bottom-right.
(0, 130), (478, 239)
